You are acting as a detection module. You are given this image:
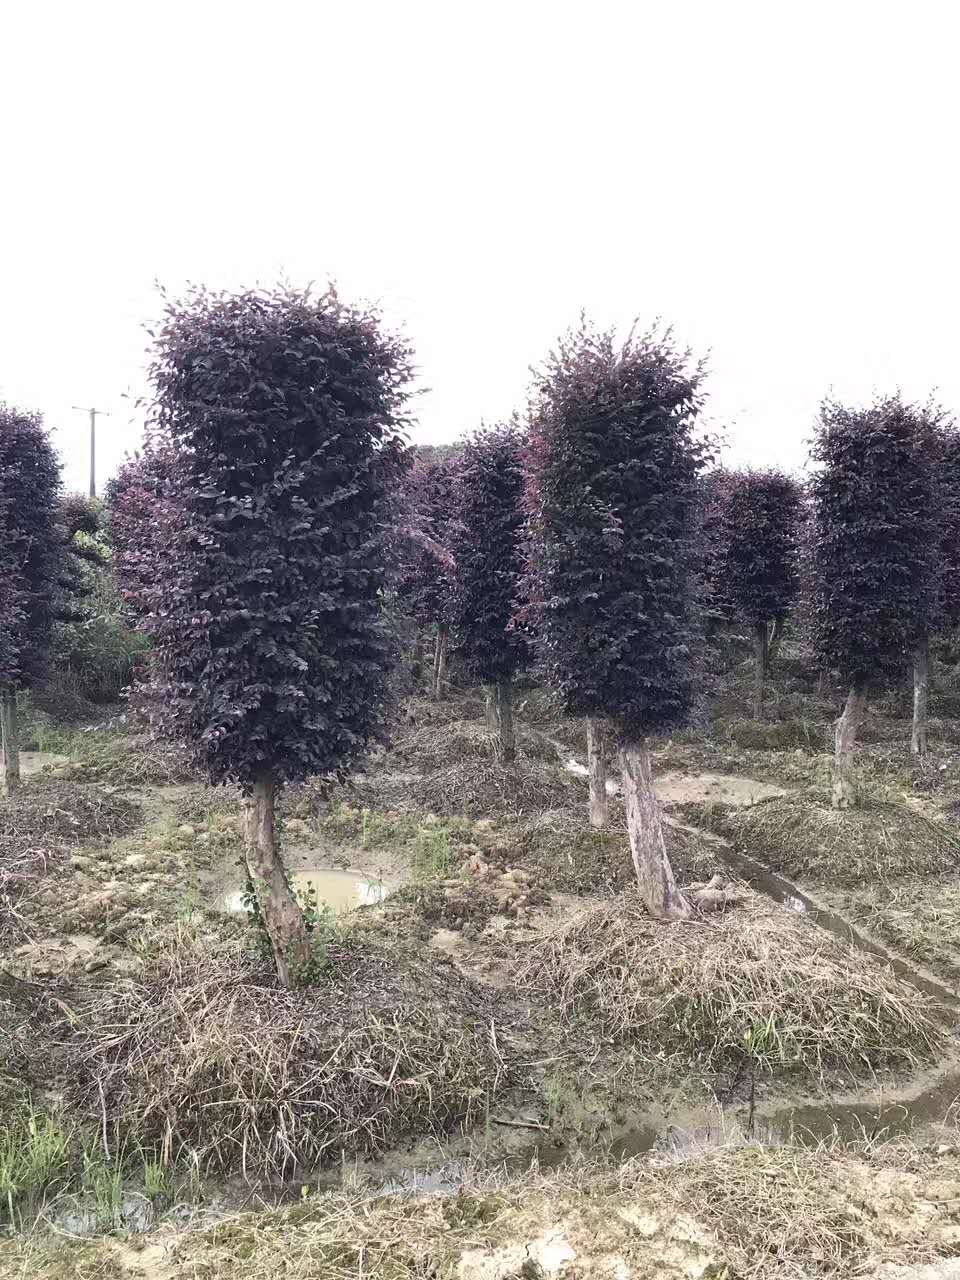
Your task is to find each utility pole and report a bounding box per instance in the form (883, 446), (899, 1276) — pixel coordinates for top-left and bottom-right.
(72, 406), (110, 498)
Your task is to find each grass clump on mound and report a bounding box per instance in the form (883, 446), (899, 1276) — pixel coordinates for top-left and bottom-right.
(392, 718), (562, 769)
(499, 810), (716, 894)
(33, 725), (195, 786)
(410, 759), (582, 817)
(0, 781), (142, 855)
(0, 783), (143, 944)
(62, 930), (508, 1176)
(516, 893), (943, 1079)
(721, 794), (960, 884)
(400, 692), (486, 728)
(716, 716), (828, 752)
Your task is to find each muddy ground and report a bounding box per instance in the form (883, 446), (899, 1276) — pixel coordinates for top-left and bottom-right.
(2, 644), (960, 1277)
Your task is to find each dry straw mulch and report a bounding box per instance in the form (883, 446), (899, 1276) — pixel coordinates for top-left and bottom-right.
(408, 759), (583, 818)
(0, 782), (142, 945)
(718, 794), (960, 884)
(60, 930), (510, 1176)
(7, 1143), (957, 1280)
(515, 891), (946, 1080)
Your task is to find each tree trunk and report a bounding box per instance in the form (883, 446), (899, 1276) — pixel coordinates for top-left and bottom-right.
(586, 717), (608, 828)
(912, 635), (929, 757)
(243, 770), (311, 986)
(752, 622), (769, 719)
(832, 684), (866, 810)
(411, 630), (425, 682)
(619, 739), (690, 920)
(432, 625), (448, 700)
(767, 616), (785, 668)
(1, 688), (20, 796)
(485, 679), (516, 763)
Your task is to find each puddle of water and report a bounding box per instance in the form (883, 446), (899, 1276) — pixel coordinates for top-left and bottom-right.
(378, 1067), (960, 1197)
(220, 869), (385, 916)
(49, 1193), (158, 1236)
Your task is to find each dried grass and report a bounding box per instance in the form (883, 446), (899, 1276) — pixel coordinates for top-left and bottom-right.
(61, 930), (509, 1177)
(496, 808), (717, 894)
(398, 693), (486, 729)
(718, 717), (829, 752)
(40, 727), (196, 787)
(720, 794), (960, 884)
(515, 892), (944, 1079)
(391, 719), (561, 770)
(0, 783), (142, 945)
(7, 1142), (954, 1279)
(408, 759), (583, 818)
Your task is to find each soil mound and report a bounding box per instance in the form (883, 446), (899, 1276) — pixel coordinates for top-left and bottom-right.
(516, 891), (945, 1080)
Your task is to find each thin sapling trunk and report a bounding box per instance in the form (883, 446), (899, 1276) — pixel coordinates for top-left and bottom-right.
(752, 621), (769, 719)
(485, 678), (516, 762)
(432, 624), (448, 700)
(912, 634), (929, 757)
(1, 688), (20, 795)
(243, 770), (311, 986)
(619, 738), (690, 920)
(586, 717), (608, 827)
(767, 616), (785, 668)
(832, 684), (867, 809)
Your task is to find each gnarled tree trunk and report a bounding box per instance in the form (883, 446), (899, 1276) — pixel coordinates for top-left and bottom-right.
(432, 624), (448, 700)
(832, 684), (866, 809)
(1, 688), (20, 795)
(912, 634), (929, 757)
(243, 770), (311, 986)
(752, 621), (769, 719)
(485, 678), (515, 762)
(620, 738), (690, 920)
(587, 717), (608, 827)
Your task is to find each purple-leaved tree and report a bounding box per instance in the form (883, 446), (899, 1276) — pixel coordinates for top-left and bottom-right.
(811, 395), (940, 806)
(449, 425), (528, 761)
(394, 454), (458, 699)
(0, 405), (77, 794)
(717, 469), (802, 718)
(139, 285), (413, 984)
(525, 319), (708, 915)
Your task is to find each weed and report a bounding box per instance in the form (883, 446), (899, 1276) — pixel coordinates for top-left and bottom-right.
(81, 1143), (124, 1230)
(141, 1156), (169, 1201)
(412, 824), (452, 881)
(0, 1108), (73, 1228)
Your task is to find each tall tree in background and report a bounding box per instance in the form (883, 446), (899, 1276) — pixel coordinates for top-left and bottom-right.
(107, 436), (180, 626)
(394, 454), (458, 698)
(914, 417), (960, 755)
(449, 424), (528, 761)
(142, 285), (412, 984)
(697, 468), (737, 639)
(0, 406), (66, 793)
(526, 320), (708, 915)
(811, 395), (939, 805)
(720, 469), (802, 718)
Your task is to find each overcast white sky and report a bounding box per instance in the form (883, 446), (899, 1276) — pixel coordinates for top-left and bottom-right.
(2, 1), (958, 493)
